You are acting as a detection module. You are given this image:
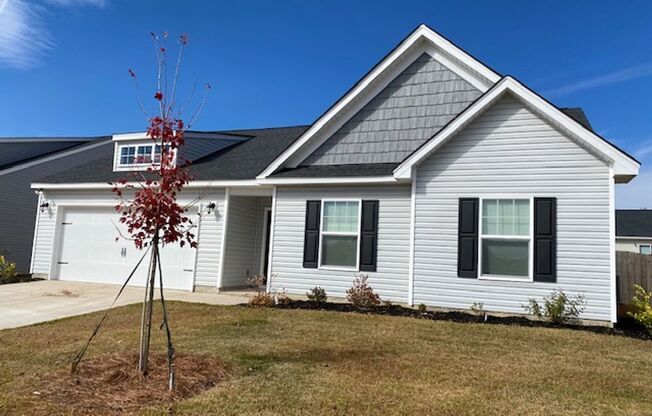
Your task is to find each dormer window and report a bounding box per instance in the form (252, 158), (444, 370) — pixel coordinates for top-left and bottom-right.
(114, 142), (171, 171)
(118, 144), (157, 167)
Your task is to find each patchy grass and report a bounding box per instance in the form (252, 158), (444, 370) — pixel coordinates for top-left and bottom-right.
(0, 302), (651, 415)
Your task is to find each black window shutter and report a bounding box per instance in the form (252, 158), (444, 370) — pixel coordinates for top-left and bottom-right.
(359, 200), (379, 272)
(458, 198), (479, 278)
(303, 200), (321, 268)
(534, 197), (557, 282)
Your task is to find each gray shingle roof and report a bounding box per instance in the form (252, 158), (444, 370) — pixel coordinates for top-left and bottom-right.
(37, 126), (310, 183)
(616, 210), (652, 237)
(271, 163), (398, 178)
(560, 108), (593, 132)
(0, 137), (104, 171)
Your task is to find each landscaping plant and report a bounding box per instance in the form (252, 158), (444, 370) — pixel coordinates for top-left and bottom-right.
(0, 255), (17, 284)
(71, 32), (210, 391)
(627, 284), (652, 335)
(306, 286), (327, 303)
(346, 274), (381, 308)
(524, 289), (585, 324)
(470, 302), (487, 322)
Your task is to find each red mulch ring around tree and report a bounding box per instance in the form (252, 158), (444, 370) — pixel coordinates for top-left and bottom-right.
(39, 353), (227, 414)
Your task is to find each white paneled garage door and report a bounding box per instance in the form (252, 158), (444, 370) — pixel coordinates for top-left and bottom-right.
(54, 207), (195, 290)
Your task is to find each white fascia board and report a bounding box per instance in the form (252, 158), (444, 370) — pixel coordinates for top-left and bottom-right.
(616, 236), (652, 240)
(0, 140), (112, 177)
(394, 76), (641, 179)
(257, 176), (400, 185)
(31, 179), (263, 190)
(257, 24), (501, 179)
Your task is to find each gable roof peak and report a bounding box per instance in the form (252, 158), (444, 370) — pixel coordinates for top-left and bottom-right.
(257, 24), (502, 178)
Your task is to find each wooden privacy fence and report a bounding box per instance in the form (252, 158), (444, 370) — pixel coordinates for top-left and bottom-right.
(616, 251), (652, 304)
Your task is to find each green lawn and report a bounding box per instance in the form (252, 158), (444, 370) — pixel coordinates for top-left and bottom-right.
(1, 302), (651, 415)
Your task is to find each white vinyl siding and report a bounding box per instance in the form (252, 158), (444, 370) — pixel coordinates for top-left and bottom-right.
(413, 95), (612, 321)
(221, 196), (260, 288)
(193, 190), (226, 287)
(270, 185), (411, 302)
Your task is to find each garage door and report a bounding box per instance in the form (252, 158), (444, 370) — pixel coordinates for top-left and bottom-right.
(55, 207), (195, 291)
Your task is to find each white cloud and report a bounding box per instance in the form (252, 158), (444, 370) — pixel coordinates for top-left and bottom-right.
(0, 0), (55, 69)
(44, 0), (107, 7)
(634, 140), (652, 160)
(544, 62), (652, 98)
(0, 0), (106, 69)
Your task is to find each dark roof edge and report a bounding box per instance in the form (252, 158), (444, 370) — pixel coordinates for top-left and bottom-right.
(0, 136), (112, 172)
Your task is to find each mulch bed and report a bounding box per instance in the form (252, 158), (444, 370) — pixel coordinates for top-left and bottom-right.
(38, 353), (227, 414)
(274, 300), (652, 341)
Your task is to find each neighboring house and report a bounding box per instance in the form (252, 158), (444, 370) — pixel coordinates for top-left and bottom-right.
(0, 136), (110, 273)
(29, 25), (640, 324)
(616, 210), (652, 255)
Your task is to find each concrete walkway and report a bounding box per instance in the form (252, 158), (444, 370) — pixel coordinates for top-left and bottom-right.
(0, 280), (252, 330)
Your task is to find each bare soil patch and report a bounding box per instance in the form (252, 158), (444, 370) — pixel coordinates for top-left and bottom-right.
(38, 352), (227, 414)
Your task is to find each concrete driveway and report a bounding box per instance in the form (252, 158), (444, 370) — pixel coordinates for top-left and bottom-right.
(0, 280), (251, 330)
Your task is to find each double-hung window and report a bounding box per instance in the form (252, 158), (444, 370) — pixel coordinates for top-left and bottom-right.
(117, 143), (171, 169)
(320, 200), (360, 269)
(480, 198), (531, 280)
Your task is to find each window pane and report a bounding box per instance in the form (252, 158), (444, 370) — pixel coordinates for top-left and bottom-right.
(482, 199), (529, 236)
(323, 201), (359, 232)
(119, 146), (135, 165)
(322, 235), (357, 267)
(640, 245), (652, 255)
(137, 146), (153, 164)
(482, 239), (529, 277)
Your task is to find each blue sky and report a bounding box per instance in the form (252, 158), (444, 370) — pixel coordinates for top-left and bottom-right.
(0, 0), (650, 207)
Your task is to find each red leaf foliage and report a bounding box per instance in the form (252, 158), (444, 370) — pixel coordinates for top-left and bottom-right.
(111, 117), (196, 250)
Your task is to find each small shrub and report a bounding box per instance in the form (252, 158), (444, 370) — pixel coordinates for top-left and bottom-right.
(627, 284), (652, 335)
(306, 286), (327, 303)
(246, 274), (266, 291)
(272, 287), (291, 305)
(248, 292), (274, 308)
(0, 256), (17, 284)
(346, 274), (380, 308)
(524, 290), (585, 324)
(470, 302), (487, 322)
(417, 303), (427, 313)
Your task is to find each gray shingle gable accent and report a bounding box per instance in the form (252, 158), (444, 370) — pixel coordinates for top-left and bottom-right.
(302, 53), (483, 166)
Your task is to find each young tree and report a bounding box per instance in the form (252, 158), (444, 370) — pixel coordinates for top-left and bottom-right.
(71, 32), (210, 391)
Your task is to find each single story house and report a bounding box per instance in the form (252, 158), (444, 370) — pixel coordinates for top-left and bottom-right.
(0, 136), (110, 273)
(616, 210), (652, 254)
(29, 25), (640, 324)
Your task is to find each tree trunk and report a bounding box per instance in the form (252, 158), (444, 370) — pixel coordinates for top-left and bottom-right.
(156, 248), (176, 391)
(138, 234), (159, 375)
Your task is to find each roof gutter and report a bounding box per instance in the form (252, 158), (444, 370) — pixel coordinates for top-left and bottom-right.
(31, 175), (403, 191)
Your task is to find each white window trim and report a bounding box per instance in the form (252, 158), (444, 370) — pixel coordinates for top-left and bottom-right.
(318, 198), (362, 271)
(113, 142), (176, 172)
(477, 196), (534, 282)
